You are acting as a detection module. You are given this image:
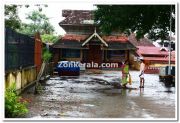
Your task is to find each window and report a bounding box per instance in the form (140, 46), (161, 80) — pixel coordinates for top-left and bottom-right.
(62, 49), (80, 58)
(107, 50), (125, 61)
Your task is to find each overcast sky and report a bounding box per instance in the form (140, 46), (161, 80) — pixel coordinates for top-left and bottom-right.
(18, 3), (97, 35)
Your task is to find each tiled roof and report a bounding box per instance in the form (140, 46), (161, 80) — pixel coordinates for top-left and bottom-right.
(143, 57), (175, 63)
(106, 42), (136, 50)
(53, 34), (136, 50)
(61, 34), (88, 42)
(128, 33), (155, 47)
(137, 46), (175, 63)
(137, 46), (168, 56)
(53, 40), (87, 49)
(60, 34), (129, 43)
(102, 36), (128, 42)
(60, 10), (94, 25)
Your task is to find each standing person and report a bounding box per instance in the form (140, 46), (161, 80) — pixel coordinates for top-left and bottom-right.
(139, 58), (145, 88)
(121, 60), (129, 88)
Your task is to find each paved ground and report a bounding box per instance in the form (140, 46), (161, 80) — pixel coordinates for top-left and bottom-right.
(22, 70), (176, 119)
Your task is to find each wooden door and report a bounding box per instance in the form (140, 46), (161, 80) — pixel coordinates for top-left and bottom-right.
(88, 45), (102, 68)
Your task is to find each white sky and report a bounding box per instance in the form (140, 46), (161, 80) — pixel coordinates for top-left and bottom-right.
(18, 3), (97, 36)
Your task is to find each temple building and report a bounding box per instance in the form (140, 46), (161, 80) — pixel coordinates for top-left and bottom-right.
(128, 34), (175, 73)
(52, 10), (136, 68)
(52, 10), (175, 71)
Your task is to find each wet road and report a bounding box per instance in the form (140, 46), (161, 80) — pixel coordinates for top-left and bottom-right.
(22, 70), (176, 118)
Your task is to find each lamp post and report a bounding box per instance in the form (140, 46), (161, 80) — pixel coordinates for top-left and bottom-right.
(168, 5), (172, 75)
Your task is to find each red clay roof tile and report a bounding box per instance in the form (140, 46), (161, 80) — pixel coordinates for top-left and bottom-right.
(137, 46), (175, 62)
(61, 34), (129, 43)
(61, 34), (89, 42)
(102, 36), (128, 42)
(60, 10), (94, 25)
(128, 33), (155, 47)
(143, 57), (175, 62)
(137, 46), (168, 56)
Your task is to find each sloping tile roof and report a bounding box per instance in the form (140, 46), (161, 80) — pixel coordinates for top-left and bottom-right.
(60, 10), (94, 25)
(60, 34), (129, 43)
(137, 46), (168, 56)
(143, 57), (175, 62)
(128, 33), (155, 47)
(53, 40), (87, 49)
(61, 34), (89, 42)
(106, 41), (136, 50)
(102, 36), (128, 42)
(53, 34), (136, 50)
(137, 46), (175, 63)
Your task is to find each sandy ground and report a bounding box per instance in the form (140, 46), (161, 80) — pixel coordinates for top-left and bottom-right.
(21, 70), (176, 119)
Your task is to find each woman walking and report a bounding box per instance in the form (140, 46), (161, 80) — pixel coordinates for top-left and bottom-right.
(121, 60), (129, 88)
(139, 58), (145, 88)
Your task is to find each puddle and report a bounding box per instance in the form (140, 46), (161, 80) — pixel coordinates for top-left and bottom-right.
(81, 104), (95, 107)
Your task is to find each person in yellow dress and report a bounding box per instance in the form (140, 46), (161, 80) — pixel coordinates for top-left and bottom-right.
(121, 60), (129, 88)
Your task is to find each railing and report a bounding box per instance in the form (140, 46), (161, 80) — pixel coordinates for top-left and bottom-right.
(145, 67), (160, 74)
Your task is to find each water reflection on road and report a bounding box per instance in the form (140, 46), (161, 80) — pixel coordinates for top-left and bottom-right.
(22, 70), (175, 118)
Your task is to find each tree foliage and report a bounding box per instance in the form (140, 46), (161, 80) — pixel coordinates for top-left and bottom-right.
(5, 4), (58, 43)
(41, 34), (59, 43)
(18, 11), (54, 35)
(41, 21), (55, 34)
(42, 48), (52, 62)
(5, 4), (52, 33)
(5, 5), (21, 30)
(94, 5), (175, 40)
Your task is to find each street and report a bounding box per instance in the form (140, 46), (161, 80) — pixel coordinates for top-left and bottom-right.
(22, 70), (175, 118)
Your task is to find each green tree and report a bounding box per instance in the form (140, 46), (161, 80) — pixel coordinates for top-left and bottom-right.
(5, 5), (21, 30)
(17, 23), (33, 35)
(26, 11), (47, 33)
(5, 5), (57, 43)
(18, 10), (54, 35)
(5, 4), (49, 31)
(94, 5), (175, 41)
(41, 21), (55, 34)
(41, 34), (59, 43)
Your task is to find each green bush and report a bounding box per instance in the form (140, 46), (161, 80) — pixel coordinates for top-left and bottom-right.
(41, 34), (59, 43)
(5, 83), (28, 118)
(42, 48), (52, 62)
